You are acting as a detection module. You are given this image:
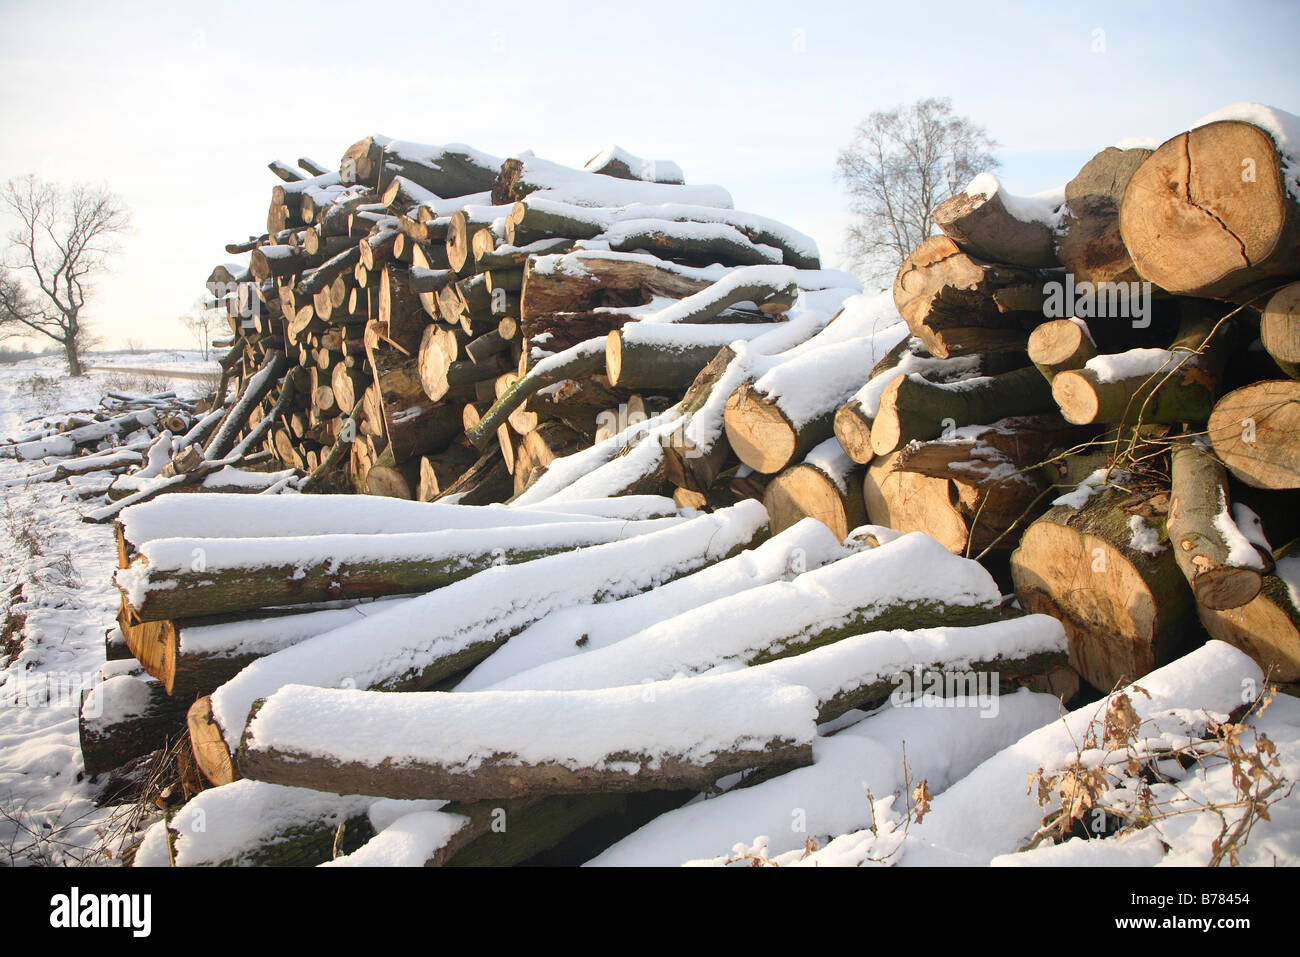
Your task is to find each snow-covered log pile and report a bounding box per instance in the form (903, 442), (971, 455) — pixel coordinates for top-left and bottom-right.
(829, 102), (1300, 696)
(0, 390), (212, 503)
(77, 102), (1300, 868)
(116, 509), (1076, 866)
(164, 136), (840, 513)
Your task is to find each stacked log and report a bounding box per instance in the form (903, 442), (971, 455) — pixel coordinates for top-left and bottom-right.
(73, 102), (1300, 868)
(166, 139), (833, 510)
(838, 105), (1300, 694)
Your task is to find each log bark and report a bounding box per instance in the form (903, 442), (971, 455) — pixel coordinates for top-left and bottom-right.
(520, 253), (711, 324)
(1055, 145), (1152, 286)
(464, 340), (607, 450)
(606, 323), (779, 392)
(369, 348), (462, 460)
(604, 220), (782, 267)
(932, 182), (1059, 267)
(870, 365), (1054, 456)
(119, 520), (660, 622)
(236, 681), (812, 803)
(79, 678), (192, 777)
(1050, 312), (1237, 426)
(434, 447), (513, 505)
(205, 353), (292, 460)
(1166, 437), (1268, 610)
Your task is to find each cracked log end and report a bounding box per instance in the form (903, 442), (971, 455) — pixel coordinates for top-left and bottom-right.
(1120, 121), (1296, 300)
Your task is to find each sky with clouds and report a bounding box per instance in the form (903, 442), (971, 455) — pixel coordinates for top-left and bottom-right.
(1, 0), (1297, 350)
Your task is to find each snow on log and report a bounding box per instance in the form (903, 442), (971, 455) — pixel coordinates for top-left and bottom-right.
(114, 492), (678, 552)
(484, 531), (1003, 693)
(373, 140), (503, 199)
(151, 597), (413, 698)
(583, 145), (685, 184)
(236, 670), (818, 802)
(495, 154), (733, 209)
(115, 516), (684, 622)
(78, 675), (192, 777)
(724, 311), (910, 473)
(203, 501), (770, 760)
(587, 687), (1061, 866)
(601, 219), (783, 266)
(506, 197), (820, 268)
(884, 641), (1264, 866)
(457, 518), (855, 691)
(7, 409), (160, 461)
(131, 779), (374, 867)
(932, 173), (1062, 268)
(745, 614), (1071, 723)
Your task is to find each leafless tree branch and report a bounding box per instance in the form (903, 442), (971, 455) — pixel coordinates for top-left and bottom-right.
(836, 98), (999, 287)
(0, 175), (130, 375)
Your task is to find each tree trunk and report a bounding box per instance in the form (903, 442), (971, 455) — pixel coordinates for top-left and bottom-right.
(1260, 281), (1300, 379)
(932, 184), (1059, 267)
(119, 520), (667, 622)
(520, 252), (711, 324)
(1197, 545), (1300, 683)
(892, 235), (1042, 358)
(1166, 437), (1268, 610)
(1050, 312), (1237, 426)
(1119, 119), (1300, 301)
(1010, 486), (1195, 692)
(236, 679), (813, 803)
(79, 678), (192, 777)
(1205, 379), (1300, 489)
(1056, 145), (1153, 286)
(465, 340), (607, 450)
(870, 365), (1054, 456)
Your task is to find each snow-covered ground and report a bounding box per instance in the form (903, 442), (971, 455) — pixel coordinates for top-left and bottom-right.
(0, 353), (215, 864)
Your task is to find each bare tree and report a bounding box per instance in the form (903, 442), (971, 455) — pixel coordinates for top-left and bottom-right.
(837, 98), (1000, 285)
(0, 176), (130, 376)
(180, 299), (224, 361)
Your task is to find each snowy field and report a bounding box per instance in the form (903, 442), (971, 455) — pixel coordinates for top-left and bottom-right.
(0, 353), (215, 864)
(1, 353), (1298, 867)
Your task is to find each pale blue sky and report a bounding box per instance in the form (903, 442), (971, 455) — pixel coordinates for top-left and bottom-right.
(1, 0), (1297, 349)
